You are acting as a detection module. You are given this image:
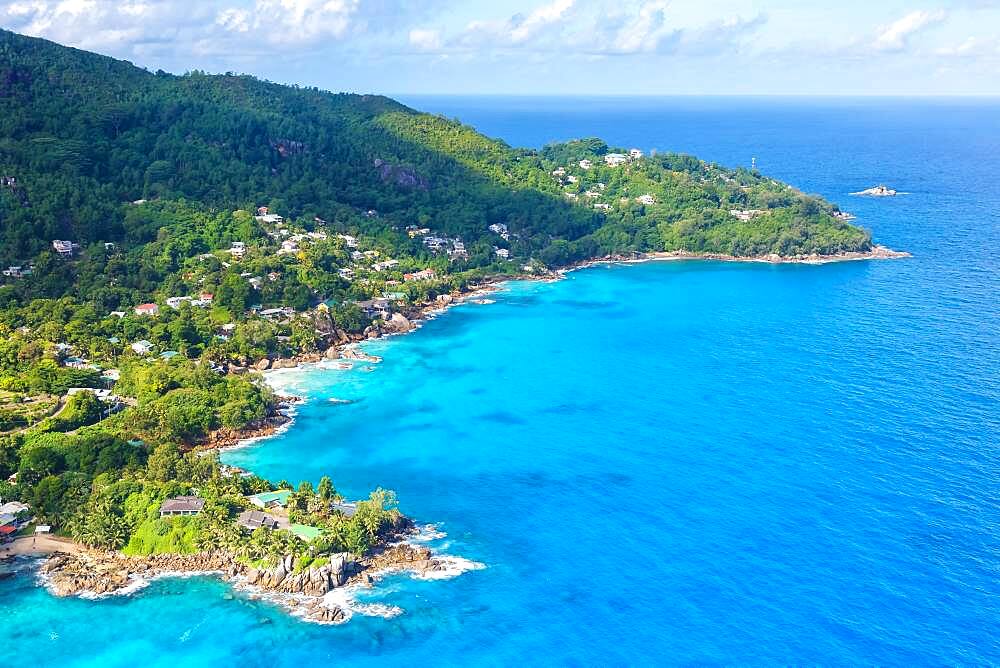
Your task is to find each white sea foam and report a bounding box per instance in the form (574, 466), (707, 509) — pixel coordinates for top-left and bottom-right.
(321, 585), (404, 621)
(45, 569), (226, 600)
(410, 523), (447, 542)
(411, 555), (486, 580)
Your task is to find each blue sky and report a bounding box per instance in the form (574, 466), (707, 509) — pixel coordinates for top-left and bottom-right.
(2, 1), (998, 95)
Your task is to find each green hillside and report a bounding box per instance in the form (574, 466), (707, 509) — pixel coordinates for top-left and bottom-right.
(0, 29), (876, 554)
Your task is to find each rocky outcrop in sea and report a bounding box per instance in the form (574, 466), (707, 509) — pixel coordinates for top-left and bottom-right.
(38, 541), (454, 624)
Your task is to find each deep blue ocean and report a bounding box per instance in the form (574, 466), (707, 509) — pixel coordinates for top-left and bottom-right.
(3, 97), (999, 666)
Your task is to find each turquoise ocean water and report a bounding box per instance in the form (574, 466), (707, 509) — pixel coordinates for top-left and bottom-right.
(3, 97), (999, 665)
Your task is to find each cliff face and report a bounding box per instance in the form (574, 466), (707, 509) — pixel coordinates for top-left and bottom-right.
(244, 553), (353, 596)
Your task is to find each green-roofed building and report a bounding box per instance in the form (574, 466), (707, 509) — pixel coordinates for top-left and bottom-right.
(248, 490), (293, 509)
(288, 524), (322, 542)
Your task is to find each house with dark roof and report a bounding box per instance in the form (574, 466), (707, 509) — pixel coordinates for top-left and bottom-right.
(159, 496), (205, 517)
(237, 509), (281, 532)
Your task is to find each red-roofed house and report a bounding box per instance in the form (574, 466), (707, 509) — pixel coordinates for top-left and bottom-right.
(404, 269), (436, 282)
(134, 303), (159, 316)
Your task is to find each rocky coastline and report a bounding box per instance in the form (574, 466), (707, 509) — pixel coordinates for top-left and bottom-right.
(645, 244), (911, 265)
(563, 245), (910, 273)
(38, 536), (451, 624)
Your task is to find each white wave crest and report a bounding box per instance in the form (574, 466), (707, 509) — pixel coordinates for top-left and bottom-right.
(412, 555), (486, 580)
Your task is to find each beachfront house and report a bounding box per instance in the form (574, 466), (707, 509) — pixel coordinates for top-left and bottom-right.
(357, 299), (392, 320)
(0, 514), (16, 538)
(159, 496), (205, 517)
(237, 509), (281, 532)
(248, 490), (293, 510)
(0, 501), (29, 516)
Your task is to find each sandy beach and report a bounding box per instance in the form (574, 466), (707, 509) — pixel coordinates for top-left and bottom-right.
(0, 535), (83, 557)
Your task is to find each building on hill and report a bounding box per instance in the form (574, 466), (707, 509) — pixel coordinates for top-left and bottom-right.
(159, 496), (204, 517)
(237, 509), (281, 532)
(357, 298), (392, 320)
(604, 153), (628, 166)
(131, 340), (154, 355)
(288, 524), (322, 542)
(248, 490), (293, 509)
(729, 209), (763, 222)
(2, 265), (31, 278)
(52, 240), (76, 257)
(404, 268), (436, 282)
(134, 303), (159, 316)
(629, 148), (644, 159)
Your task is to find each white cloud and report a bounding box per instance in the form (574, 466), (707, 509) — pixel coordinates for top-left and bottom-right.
(509, 0), (574, 43)
(873, 9), (947, 52)
(215, 7), (250, 33)
(935, 35), (1000, 57)
(409, 27), (441, 51)
(215, 0), (360, 45)
(599, 1), (673, 54)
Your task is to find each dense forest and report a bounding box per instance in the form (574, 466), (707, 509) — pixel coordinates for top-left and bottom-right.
(0, 29), (873, 558)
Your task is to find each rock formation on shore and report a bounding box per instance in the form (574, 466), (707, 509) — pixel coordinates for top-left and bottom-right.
(39, 540), (449, 623)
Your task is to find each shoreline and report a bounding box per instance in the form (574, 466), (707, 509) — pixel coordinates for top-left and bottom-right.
(561, 244), (911, 274)
(205, 243), (912, 394)
(25, 527), (482, 625)
(4, 241), (905, 627)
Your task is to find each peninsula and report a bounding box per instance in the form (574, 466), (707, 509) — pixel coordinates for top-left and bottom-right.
(0, 28), (905, 621)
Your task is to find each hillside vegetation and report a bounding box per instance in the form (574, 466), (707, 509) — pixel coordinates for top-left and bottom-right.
(0, 29), (872, 555)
